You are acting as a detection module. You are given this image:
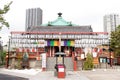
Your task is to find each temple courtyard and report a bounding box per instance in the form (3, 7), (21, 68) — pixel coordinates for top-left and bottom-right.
(0, 67), (120, 80)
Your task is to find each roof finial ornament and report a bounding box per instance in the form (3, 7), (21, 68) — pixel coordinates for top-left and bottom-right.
(58, 12), (62, 17)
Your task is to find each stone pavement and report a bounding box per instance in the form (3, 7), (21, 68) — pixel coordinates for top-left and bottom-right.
(0, 68), (89, 80)
(81, 69), (120, 80)
(29, 69), (120, 80)
(0, 68), (120, 80)
(29, 71), (89, 80)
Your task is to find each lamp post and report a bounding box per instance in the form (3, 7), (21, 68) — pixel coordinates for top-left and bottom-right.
(0, 41), (1, 51)
(0, 38), (2, 65)
(59, 33), (61, 52)
(7, 36), (11, 68)
(108, 38), (112, 67)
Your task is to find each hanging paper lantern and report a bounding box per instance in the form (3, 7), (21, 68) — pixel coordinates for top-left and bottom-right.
(32, 48), (35, 52)
(19, 48), (22, 52)
(22, 48), (25, 52)
(30, 48), (32, 52)
(36, 56), (40, 60)
(93, 48), (98, 52)
(99, 48), (103, 54)
(16, 48), (19, 52)
(27, 48), (30, 52)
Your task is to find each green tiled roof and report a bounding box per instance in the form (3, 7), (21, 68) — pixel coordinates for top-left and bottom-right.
(41, 13), (78, 26)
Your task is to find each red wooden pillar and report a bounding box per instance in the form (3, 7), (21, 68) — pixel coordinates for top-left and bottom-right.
(72, 52), (74, 61)
(42, 68), (46, 71)
(5, 55), (8, 68)
(72, 52), (77, 71)
(73, 61), (77, 71)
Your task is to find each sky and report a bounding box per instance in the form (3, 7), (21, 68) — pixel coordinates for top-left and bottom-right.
(0, 0), (120, 45)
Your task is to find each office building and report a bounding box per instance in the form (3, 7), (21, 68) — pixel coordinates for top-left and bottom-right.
(25, 8), (42, 31)
(103, 14), (120, 35)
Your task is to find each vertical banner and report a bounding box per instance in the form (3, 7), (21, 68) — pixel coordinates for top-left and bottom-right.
(47, 40), (59, 46)
(50, 40), (54, 46)
(41, 53), (46, 68)
(64, 40), (67, 46)
(64, 40), (75, 46)
(47, 40), (75, 46)
(93, 52), (97, 57)
(71, 40), (74, 46)
(67, 40), (71, 46)
(47, 40), (50, 46)
(81, 54), (85, 59)
(54, 40), (59, 46)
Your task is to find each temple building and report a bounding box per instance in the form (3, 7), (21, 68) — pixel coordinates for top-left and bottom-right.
(7, 13), (110, 70)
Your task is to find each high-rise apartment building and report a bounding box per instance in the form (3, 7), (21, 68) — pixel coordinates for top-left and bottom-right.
(25, 8), (42, 31)
(103, 14), (120, 35)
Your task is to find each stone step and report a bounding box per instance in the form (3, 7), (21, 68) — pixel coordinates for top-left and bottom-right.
(77, 60), (84, 70)
(65, 57), (73, 71)
(46, 57), (73, 71)
(34, 60), (42, 68)
(46, 57), (56, 71)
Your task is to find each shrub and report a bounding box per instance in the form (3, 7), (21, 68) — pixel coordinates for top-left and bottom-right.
(83, 53), (94, 70)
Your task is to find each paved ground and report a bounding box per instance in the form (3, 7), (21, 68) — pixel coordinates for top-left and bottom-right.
(0, 68), (30, 79)
(0, 73), (28, 80)
(0, 68), (120, 80)
(81, 69), (120, 80)
(29, 71), (89, 80)
(29, 69), (120, 80)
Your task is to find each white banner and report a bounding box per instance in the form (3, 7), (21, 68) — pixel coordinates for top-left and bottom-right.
(59, 68), (64, 72)
(93, 52), (97, 57)
(81, 54), (85, 59)
(41, 53), (46, 68)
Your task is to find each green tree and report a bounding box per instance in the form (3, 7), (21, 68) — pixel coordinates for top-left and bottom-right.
(111, 25), (120, 57)
(0, 1), (12, 30)
(0, 50), (6, 65)
(83, 53), (94, 70)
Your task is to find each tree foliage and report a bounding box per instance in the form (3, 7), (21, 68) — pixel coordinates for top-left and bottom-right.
(111, 25), (120, 57)
(0, 1), (12, 30)
(83, 53), (94, 70)
(0, 50), (6, 65)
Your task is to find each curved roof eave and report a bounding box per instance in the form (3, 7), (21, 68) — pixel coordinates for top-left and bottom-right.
(40, 13), (79, 26)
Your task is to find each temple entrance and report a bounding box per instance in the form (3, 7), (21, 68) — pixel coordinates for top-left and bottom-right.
(62, 46), (74, 57)
(46, 46), (74, 57)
